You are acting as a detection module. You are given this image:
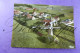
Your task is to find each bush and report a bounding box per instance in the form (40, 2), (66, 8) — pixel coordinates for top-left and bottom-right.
(37, 35), (54, 43)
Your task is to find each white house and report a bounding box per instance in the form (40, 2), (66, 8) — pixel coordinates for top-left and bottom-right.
(52, 16), (60, 26)
(61, 19), (74, 25)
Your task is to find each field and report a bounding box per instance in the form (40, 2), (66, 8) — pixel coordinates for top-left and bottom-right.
(11, 4), (75, 48)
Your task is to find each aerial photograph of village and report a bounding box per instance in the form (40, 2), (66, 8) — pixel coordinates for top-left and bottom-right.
(11, 4), (75, 48)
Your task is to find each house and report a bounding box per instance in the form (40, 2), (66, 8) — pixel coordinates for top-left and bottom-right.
(14, 10), (23, 15)
(38, 12), (44, 18)
(40, 12), (44, 16)
(14, 10), (22, 17)
(22, 12), (37, 20)
(42, 16), (60, 26)
(25, 8), (32, 10)
(61, 19), (73, 25)
(32, 16), (36, 20)
(32, 12), (38, 16)
(43, 14), (50, 18)
(53, 16), (60, 21)
(43, 20), (51, 26)
(27, 13), (32, 19)
(32, 8), (37, 12)
(14, 10), (20, 15)
(52, 16), (60, 26)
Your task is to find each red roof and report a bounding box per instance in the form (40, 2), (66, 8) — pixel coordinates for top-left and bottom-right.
(43, 20), (51, 22)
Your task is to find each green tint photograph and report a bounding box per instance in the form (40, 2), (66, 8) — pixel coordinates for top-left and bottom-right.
(11, 4), (75, 48)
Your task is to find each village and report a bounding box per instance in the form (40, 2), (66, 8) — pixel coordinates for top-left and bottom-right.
(11, 4), (75, 48)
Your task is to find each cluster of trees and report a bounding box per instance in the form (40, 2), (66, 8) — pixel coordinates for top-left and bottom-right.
(14, 4), (33, 8)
